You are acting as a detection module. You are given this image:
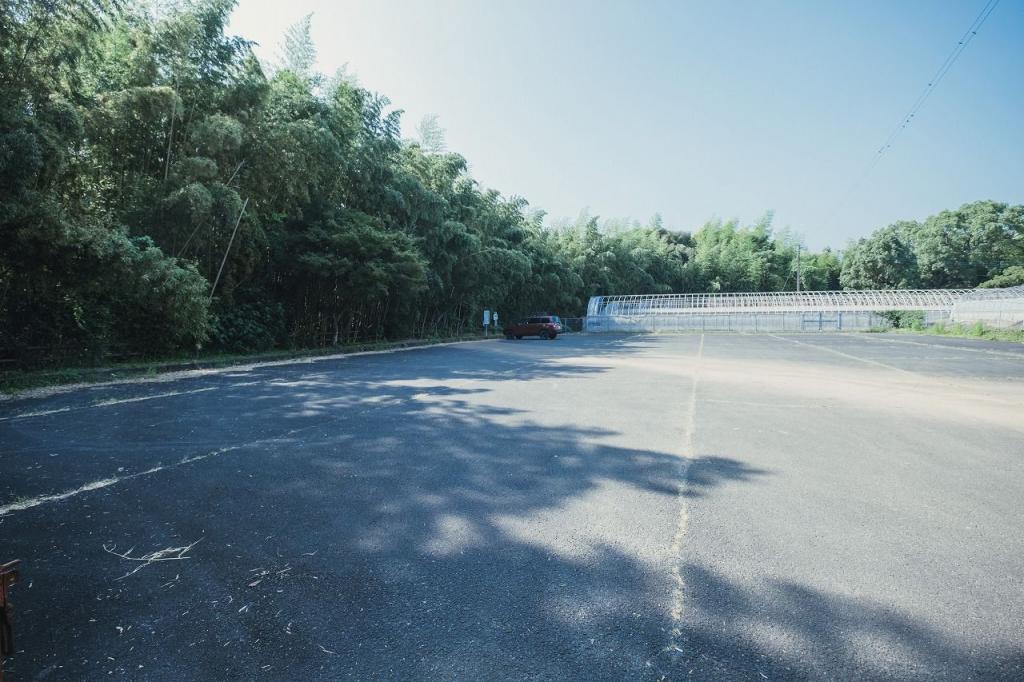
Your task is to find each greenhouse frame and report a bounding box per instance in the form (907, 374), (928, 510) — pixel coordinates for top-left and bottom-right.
(950, 285), (1024, 328)
(585, 289), (974, 333)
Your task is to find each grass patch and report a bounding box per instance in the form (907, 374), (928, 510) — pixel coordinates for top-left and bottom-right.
(0, 333), (491, 395)
(887, 321), (1024, 344)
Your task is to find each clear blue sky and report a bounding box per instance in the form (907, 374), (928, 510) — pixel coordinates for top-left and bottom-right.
(228, 0), (1023, 249)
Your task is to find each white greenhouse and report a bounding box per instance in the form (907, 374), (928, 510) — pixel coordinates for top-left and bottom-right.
(585, 289), (974, 333)
(950, 286), (1024, 329)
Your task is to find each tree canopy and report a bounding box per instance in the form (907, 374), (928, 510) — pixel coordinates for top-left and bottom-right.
(839, 202), (1024, 291)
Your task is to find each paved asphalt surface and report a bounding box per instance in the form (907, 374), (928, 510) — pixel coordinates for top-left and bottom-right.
(1, 333), (1023, 680)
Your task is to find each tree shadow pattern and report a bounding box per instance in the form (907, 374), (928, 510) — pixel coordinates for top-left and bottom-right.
(1, 336), (1017, 679)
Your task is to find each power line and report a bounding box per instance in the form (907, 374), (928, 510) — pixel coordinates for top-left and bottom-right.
(823, 0), (1001, 227)
(876, 0), (999, 154)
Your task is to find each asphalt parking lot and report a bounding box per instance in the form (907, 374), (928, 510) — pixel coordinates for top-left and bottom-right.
(2, 333), (1023, 680)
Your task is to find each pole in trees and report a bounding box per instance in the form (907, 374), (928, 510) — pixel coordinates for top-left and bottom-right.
(796, 244), (802, 294)
(209, 197), (249, 302)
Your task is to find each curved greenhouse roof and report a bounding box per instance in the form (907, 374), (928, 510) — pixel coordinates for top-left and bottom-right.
(953, 285), (1024, 302)
(586, 289), (972, 317)
(950, 285), (1024, 328)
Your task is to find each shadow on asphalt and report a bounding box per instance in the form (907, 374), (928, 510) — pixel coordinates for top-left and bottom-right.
(677, 563), (1024, 680)
(2, 335), (1019, 679)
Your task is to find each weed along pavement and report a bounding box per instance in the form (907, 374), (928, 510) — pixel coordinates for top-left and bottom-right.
(2, 334), (1023, 679)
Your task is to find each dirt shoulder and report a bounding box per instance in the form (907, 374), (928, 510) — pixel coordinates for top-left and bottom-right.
(1, 335), (496, 399)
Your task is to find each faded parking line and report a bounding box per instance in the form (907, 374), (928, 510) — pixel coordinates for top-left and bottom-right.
(0, 387), (217, 422)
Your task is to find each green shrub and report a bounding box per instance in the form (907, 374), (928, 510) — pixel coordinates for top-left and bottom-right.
(878, 310), (925, 329)
(209, 300), (286, 353)
(979, 266), (1024, 289)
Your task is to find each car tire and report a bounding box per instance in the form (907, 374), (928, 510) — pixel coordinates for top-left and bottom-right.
(515, 335), (523, 340)
(547, 332), (557, 340)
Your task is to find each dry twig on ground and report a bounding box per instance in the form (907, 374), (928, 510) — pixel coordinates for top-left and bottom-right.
(103, 538), (203, 580)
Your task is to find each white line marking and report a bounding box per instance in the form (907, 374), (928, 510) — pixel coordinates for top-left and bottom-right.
(766, 334), (1024, 407)
(0, 429), (304, 516)
(766, 334), (916, 376)
(0, 447), (236, 516)
(704, 398), (831, 409)
(666, 333), (704, 659)
(0, 387), (217, 421)
(857, 334), (1024, 359)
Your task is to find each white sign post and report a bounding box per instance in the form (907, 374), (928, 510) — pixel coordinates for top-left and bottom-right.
(483, 309), (491, 336)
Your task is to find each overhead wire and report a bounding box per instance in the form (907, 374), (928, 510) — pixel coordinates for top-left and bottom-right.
(822, 0), (1001, 227)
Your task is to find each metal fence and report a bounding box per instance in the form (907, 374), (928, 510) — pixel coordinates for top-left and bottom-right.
(949, 286), (1024, 329)
(586, 310), (955, 333)
(559, 317), (585, 333)
(585, 289), (971, 333)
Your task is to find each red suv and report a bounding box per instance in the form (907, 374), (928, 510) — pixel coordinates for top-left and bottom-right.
(504, 315), (562, 340)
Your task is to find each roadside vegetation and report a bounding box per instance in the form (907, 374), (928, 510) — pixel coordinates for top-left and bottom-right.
(868, 311), (1024, 344)
(902, 321), (1024, 344)
(0, 333), (489, 394)
(2, 1), (1023, 374)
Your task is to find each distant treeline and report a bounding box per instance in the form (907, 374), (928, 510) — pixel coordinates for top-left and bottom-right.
(2, 1), (1022, 365)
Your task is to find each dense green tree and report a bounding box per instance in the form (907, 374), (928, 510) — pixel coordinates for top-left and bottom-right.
(690, 215), (784, 292)
(278, 14), (316, 79)
(842, 201), (1024, 291)
(978, 266), (1024, 289)
(0, 0), (211, 363)
(284, 206), (426, 344)
(416, 114), (446, 154)
(840, 223), (920, 289)
(798, 248), (842, 291)
(911, 201), (1024, 288)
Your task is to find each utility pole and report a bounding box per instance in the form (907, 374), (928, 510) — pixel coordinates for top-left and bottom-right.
(209, 197), (249, 302)
(796, 244), (802, 294)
